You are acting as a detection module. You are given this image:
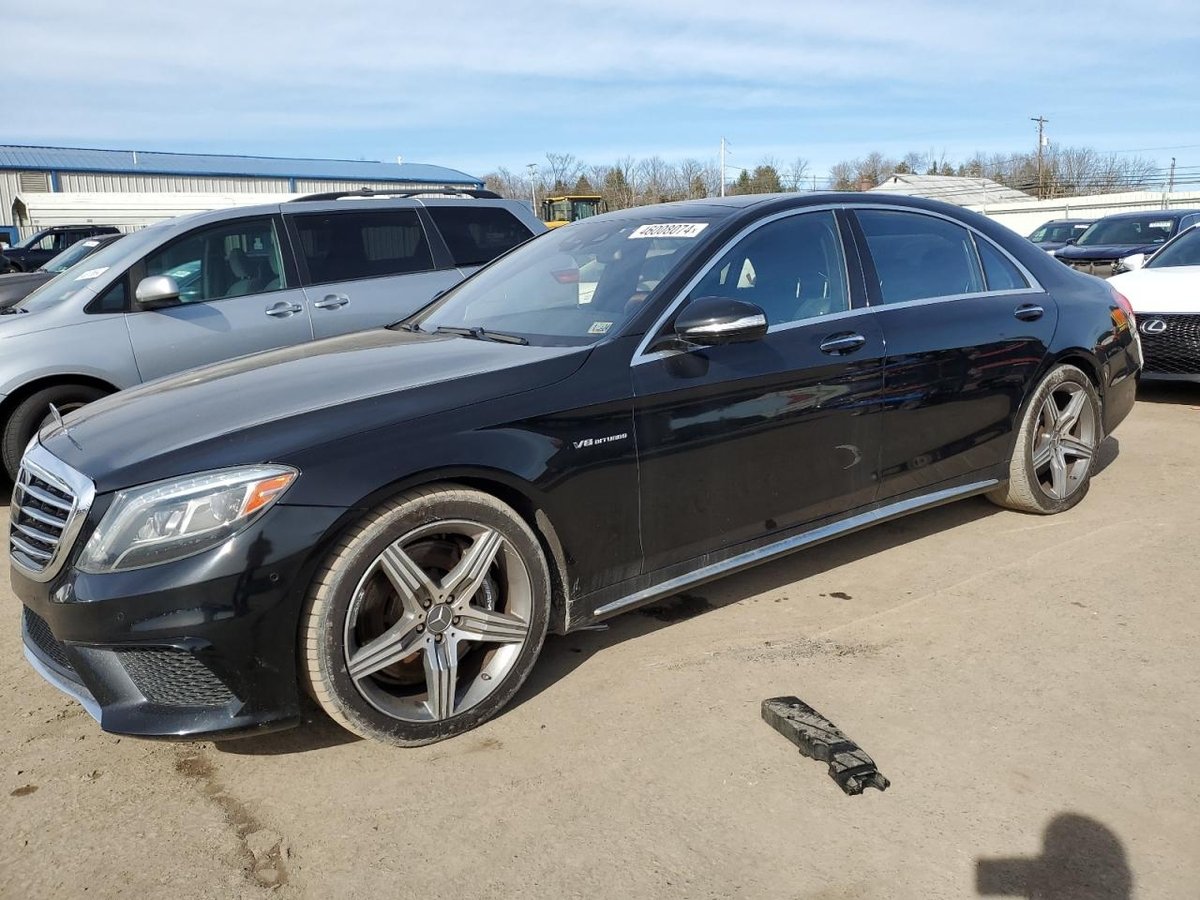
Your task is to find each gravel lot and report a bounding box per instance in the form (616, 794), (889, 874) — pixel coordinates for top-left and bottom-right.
(2, 385), (1197, 899)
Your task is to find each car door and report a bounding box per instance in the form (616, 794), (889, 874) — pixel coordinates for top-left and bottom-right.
(124, 214), (313, 382)
(847, 207), (1058, 500)
(288, 207), (463, 339)
(632, 208), (886, 576)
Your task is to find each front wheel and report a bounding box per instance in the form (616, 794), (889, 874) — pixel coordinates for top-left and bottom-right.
(300, 484), (551, 745)
(987, 364), (1102, 514)
(2, 384), (108, 480)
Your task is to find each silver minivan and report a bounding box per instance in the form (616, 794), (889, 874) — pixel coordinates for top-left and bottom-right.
(0, 191), (543, 477)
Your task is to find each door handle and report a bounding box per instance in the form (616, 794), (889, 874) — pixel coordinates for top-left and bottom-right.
(819, 333), (867, 355)
(265, 301), (304, 318)
(314, 294), (350, 310)
(1014, 304), (1044, 322)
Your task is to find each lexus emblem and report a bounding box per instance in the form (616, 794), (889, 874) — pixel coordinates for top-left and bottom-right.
(1140, 318), (1167, 335)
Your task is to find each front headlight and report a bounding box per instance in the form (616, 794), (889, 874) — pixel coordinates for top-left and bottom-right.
(1115, 253), (1145, 273)
(77, 466), (297, 573)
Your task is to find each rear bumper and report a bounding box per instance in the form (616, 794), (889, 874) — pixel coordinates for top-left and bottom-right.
(14, 503), (347, 740)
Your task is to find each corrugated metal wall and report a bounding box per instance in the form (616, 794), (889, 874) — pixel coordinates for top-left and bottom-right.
(60, 173), (291, 194)
(292, 179), (454, 193)
(0, 172), (22, 241)
(2, 170), (474, 239)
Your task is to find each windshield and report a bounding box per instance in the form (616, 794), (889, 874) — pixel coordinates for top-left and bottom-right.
(1030, 222), (1087, 243)
(1146, 226), (1200, 269)
(413, 215), (719, 345)
(15, 234), (140, 312)
(1076, 216), (1176, 247)
(42, 236), (118, 273)
(12, 230), (48, 250)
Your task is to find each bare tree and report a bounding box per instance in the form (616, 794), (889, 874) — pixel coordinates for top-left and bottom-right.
(544, 152), (583, 193)
(784, 156), (810, 191)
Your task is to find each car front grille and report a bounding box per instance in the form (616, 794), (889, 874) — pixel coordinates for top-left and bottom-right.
(116, 649), (237, 708)
(1064, 258), (1118, 278)
(23, 606), (75, 674)
(8, 444), (94, 580)
(1139, 314), (1200, 376)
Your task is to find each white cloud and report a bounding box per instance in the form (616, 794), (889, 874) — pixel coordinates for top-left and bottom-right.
(5, 0), (1198, 173)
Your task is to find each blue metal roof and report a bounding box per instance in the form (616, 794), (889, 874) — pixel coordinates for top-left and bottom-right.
(0, 144), (482, 186)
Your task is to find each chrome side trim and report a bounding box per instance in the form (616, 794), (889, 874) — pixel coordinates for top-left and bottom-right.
(592, 478), (998, 618)
(22, 642), (102, 723)
(848, 203), (1045, 291)
(630, 202), (1046, 367)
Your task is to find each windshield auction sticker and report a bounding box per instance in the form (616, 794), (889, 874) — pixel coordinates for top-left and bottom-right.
(74, 266), (110, 281)
(628, 223), (709, 239)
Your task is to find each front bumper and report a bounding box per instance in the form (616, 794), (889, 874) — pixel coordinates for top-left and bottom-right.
(13, 502), (348, 740)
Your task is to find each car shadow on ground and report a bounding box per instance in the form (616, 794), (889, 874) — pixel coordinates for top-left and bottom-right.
(513, 436), (1124, 715)
(1136, 382), (1200, 406)
(976, 812), (1131, 898)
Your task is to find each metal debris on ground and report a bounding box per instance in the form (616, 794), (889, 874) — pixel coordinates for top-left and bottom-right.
(761, 696), (890, 796)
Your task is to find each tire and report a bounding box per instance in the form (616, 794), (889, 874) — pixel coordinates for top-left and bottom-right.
(300, 483), (551, 746)
(987, 364), (1102, 515)
(2, 384), (108, 480)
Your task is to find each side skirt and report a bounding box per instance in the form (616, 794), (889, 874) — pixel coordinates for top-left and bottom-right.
(569, 477), (999, 629)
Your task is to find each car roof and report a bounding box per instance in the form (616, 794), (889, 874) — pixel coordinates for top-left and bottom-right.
(1097, 209), (1200, 221)
(158, 194), (532, 232)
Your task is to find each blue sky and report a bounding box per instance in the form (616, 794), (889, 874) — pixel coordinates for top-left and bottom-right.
(6, 0), (1200, 183)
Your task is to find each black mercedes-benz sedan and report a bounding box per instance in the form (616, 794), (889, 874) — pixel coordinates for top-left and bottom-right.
(10, 193), (1141, 746)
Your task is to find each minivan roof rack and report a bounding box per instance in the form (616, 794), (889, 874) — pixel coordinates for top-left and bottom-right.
(289, 187), (502, 202)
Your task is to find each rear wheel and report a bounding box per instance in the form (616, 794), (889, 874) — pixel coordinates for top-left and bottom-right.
(2, 384), (108, 479)
(987, 364), (1101, 514)
(301, 484), (551, 745)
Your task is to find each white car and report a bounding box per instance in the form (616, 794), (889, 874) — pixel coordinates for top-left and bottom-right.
(1109, 224), (1200, 383)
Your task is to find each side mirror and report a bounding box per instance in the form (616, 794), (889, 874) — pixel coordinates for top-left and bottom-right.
(674, 296), (768, 346)
(135, 275), (182, 310)
(1064, 238), (1077, 246)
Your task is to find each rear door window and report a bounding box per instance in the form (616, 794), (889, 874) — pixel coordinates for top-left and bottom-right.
(973, 236), (1029, 291)
(291, 209), (434, 285)
(426, 206), (533, 267)
(856, 209), (984, 304)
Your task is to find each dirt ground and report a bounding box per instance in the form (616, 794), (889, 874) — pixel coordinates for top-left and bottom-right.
(2, 384), (1197, 899)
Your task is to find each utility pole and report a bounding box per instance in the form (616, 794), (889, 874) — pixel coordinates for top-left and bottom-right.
(1030, 116), (1049, 199)
(719, 138), (726, 197)
(526, 163), (539, 215)
(1168, 157), (1177, 192)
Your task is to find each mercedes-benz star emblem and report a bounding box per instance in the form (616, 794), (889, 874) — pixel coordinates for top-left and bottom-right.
(426, 604), (454, 634)
(1141, 318), (1167, 335)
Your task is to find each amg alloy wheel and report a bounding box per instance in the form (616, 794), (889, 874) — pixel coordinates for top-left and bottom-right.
(988, 364), (1102, 514)
(301, 485), (550, 745)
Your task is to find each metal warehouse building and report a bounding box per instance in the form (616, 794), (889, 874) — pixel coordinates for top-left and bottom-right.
(0, 144), (484, 240)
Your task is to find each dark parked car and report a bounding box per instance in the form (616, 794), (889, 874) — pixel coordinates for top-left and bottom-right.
(11, 193), (1140, 747)
(0, 233), (123, 309)
(1055, 209), (1200, 277)
(0, 225), (121, 273)
(1027, 218), (1093, 252)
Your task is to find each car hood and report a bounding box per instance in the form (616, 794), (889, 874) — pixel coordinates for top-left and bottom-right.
(1057, 242), (1162, 260)
(0, 271), (52, 308)
(39, 328), (589, 492)
(1108, 266), (1200, 314)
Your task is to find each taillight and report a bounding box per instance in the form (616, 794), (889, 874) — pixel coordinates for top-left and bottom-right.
(1111, 288), (1136, 332)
